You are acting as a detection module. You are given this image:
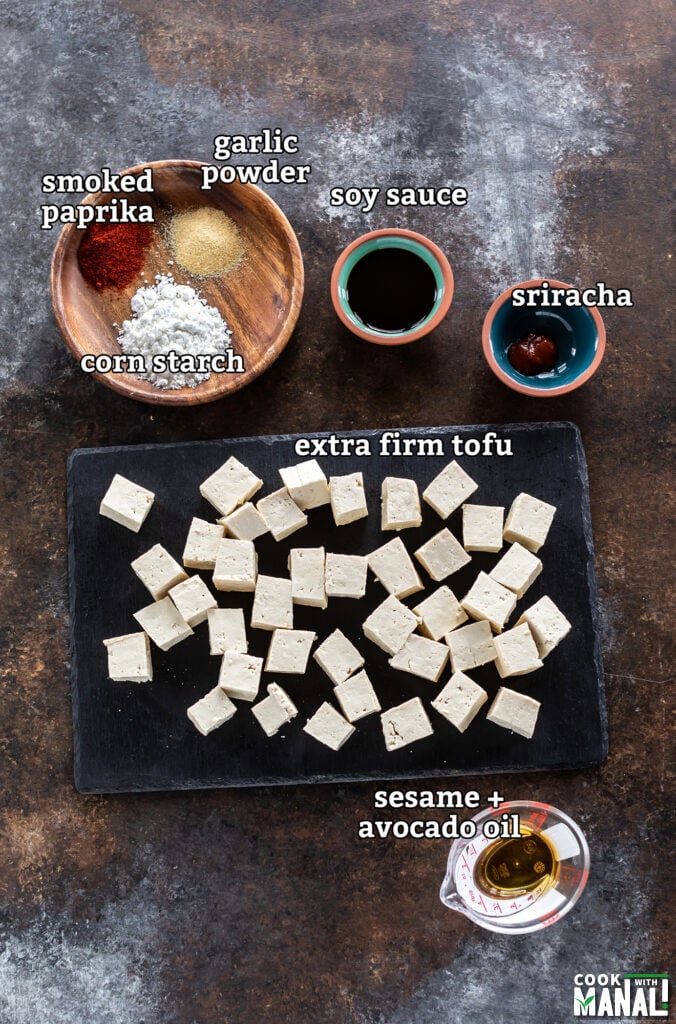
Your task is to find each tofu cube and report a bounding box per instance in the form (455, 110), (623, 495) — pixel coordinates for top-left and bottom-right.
(388, 634), (449, 682)
(265, 628), (316, 673)
(412, 586), (468, 641)
(99, 473), (154, 533)
(313, 628), (364, 685)
(218, 650), (263, 701)
(516, 595), (572, 658)
(133, 597), (194, 651)
(363, 595), (419, 656)
(168, 575), (218, 627)
(200, 456), (262, 516)
(490, 542), (542, 598)
(187, 686), (237, 736)
(103, 632), (152, 682)
(486, 686), (541, 739)
(504, 492), (556, 553)
(182, 517), (225, 569)
(431, 671), (488, 732)
(461, 571), (517, 633)
(329, 473), (368, 526)
(131, 544), (188, 600)
(381, 697), (434, 752)
(213, 538), (257, 592)
(279, 459), (330, 509)
(207, 607), (247, 655)
(462, 504), (504, 553)
(252, 683), (299, 737)
(219, 502), (269, 541)
(250, 575), (293, 631)
(414, 528), (471, 582)
(288, 547), (327, 608)
(423, 461), (478, 520)
(324, 553), (368, 599)
(492, 622), (544, 678)
(381, 477), (422, 531)
(368, 537), (423, 599)
(334, 670), (381, 722)
(303, 702), (355, 750)
(256, 487), (308, 541)
(445, 620), (496, 673)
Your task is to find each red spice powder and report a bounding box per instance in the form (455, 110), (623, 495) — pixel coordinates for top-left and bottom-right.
(77, 220), (153, 290)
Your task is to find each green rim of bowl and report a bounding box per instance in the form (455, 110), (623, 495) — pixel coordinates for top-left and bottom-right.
(336, 236), (446, 337)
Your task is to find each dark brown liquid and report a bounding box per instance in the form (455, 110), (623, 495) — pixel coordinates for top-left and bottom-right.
(474, 828), (558, 897)
(346, 247), (438, 333)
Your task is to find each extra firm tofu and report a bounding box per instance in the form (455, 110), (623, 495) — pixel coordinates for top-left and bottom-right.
(516, 595), (572, 658)
(218, 650), (263, 701)
(334, 670), (381, 722)
(363, 595), (419, 656)
(461, 571), (517, 633)
(329, 473), (368, 526)
(131, 544), (188, 600)
(313, 628), (364, 685)
(486, 686), (541, 739)
(187, 686), (237, 736)
(445, 620), (496, 673)
(303, 702), (355, 750)
(219, 502), (269, 541)
(200, 456), (263, 516)
(288, 547), (327, 608)
(413, 586), (468, 641)
(250, 575), (293, 631)
(256, 487), (308, 541)
(324, 553), (368, 599)
(168, 575), (218, 627)
(422, 461), (478, 520)
(134, 597), (194, 651)
(381, 697), (434, 751)
(251, 683), (298, 736)
(279, 459), (330, 510)
(207, 608), (247, 655)
(381, 477), (422, 531)
(490, 542), (542, 598)
(431, 671), (488, 732)
(103, 632), (152, 682)
(265, 628), (316, 673)
(368, 537), (423, 599)
(213, 538), (257, 592)
(99, 473), (154, 533)
(462, 504), (504, 553)
(504, 492), (556, 553)
(182, 517), (225, 569)
(388, 633), (449, 682)
(414, 528), (471, 582)
(492, 622), (543, 678)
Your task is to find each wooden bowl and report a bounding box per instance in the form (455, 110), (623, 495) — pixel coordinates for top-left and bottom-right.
(50, 160), (304, 405)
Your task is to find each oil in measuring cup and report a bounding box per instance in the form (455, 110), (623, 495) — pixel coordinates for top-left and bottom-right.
(440, 802), (590, 934)
(474, 826), (558, 898)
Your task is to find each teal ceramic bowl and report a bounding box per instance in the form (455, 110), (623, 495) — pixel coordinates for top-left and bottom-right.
(482, 279), (606, 396)
(330, 228), (454, 344)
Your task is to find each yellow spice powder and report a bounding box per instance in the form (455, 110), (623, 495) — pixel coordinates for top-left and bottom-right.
(170, 207), (243, 277)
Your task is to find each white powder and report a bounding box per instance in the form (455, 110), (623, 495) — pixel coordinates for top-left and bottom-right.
(117, 274), (232, 389)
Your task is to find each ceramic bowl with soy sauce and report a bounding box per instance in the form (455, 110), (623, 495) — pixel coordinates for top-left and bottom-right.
(331, 228), (454, 344)
(482, 278), (606, 397)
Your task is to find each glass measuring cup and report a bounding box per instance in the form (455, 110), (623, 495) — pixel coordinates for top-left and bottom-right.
(440, 801), (590, 934)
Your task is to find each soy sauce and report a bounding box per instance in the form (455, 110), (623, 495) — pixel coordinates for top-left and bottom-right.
(346, 247), (437, 333)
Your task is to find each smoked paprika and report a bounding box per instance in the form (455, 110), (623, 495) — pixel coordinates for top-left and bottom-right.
(77, 219), (153, 291)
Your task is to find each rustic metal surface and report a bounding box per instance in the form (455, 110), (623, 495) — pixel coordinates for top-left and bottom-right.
(0, 1), (672, 1021)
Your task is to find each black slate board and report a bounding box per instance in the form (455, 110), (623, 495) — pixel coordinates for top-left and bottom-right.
(67, 423), (606, 793)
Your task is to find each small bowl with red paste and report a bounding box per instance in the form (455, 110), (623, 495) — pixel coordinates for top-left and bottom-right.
(482, 278), (606, 397)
